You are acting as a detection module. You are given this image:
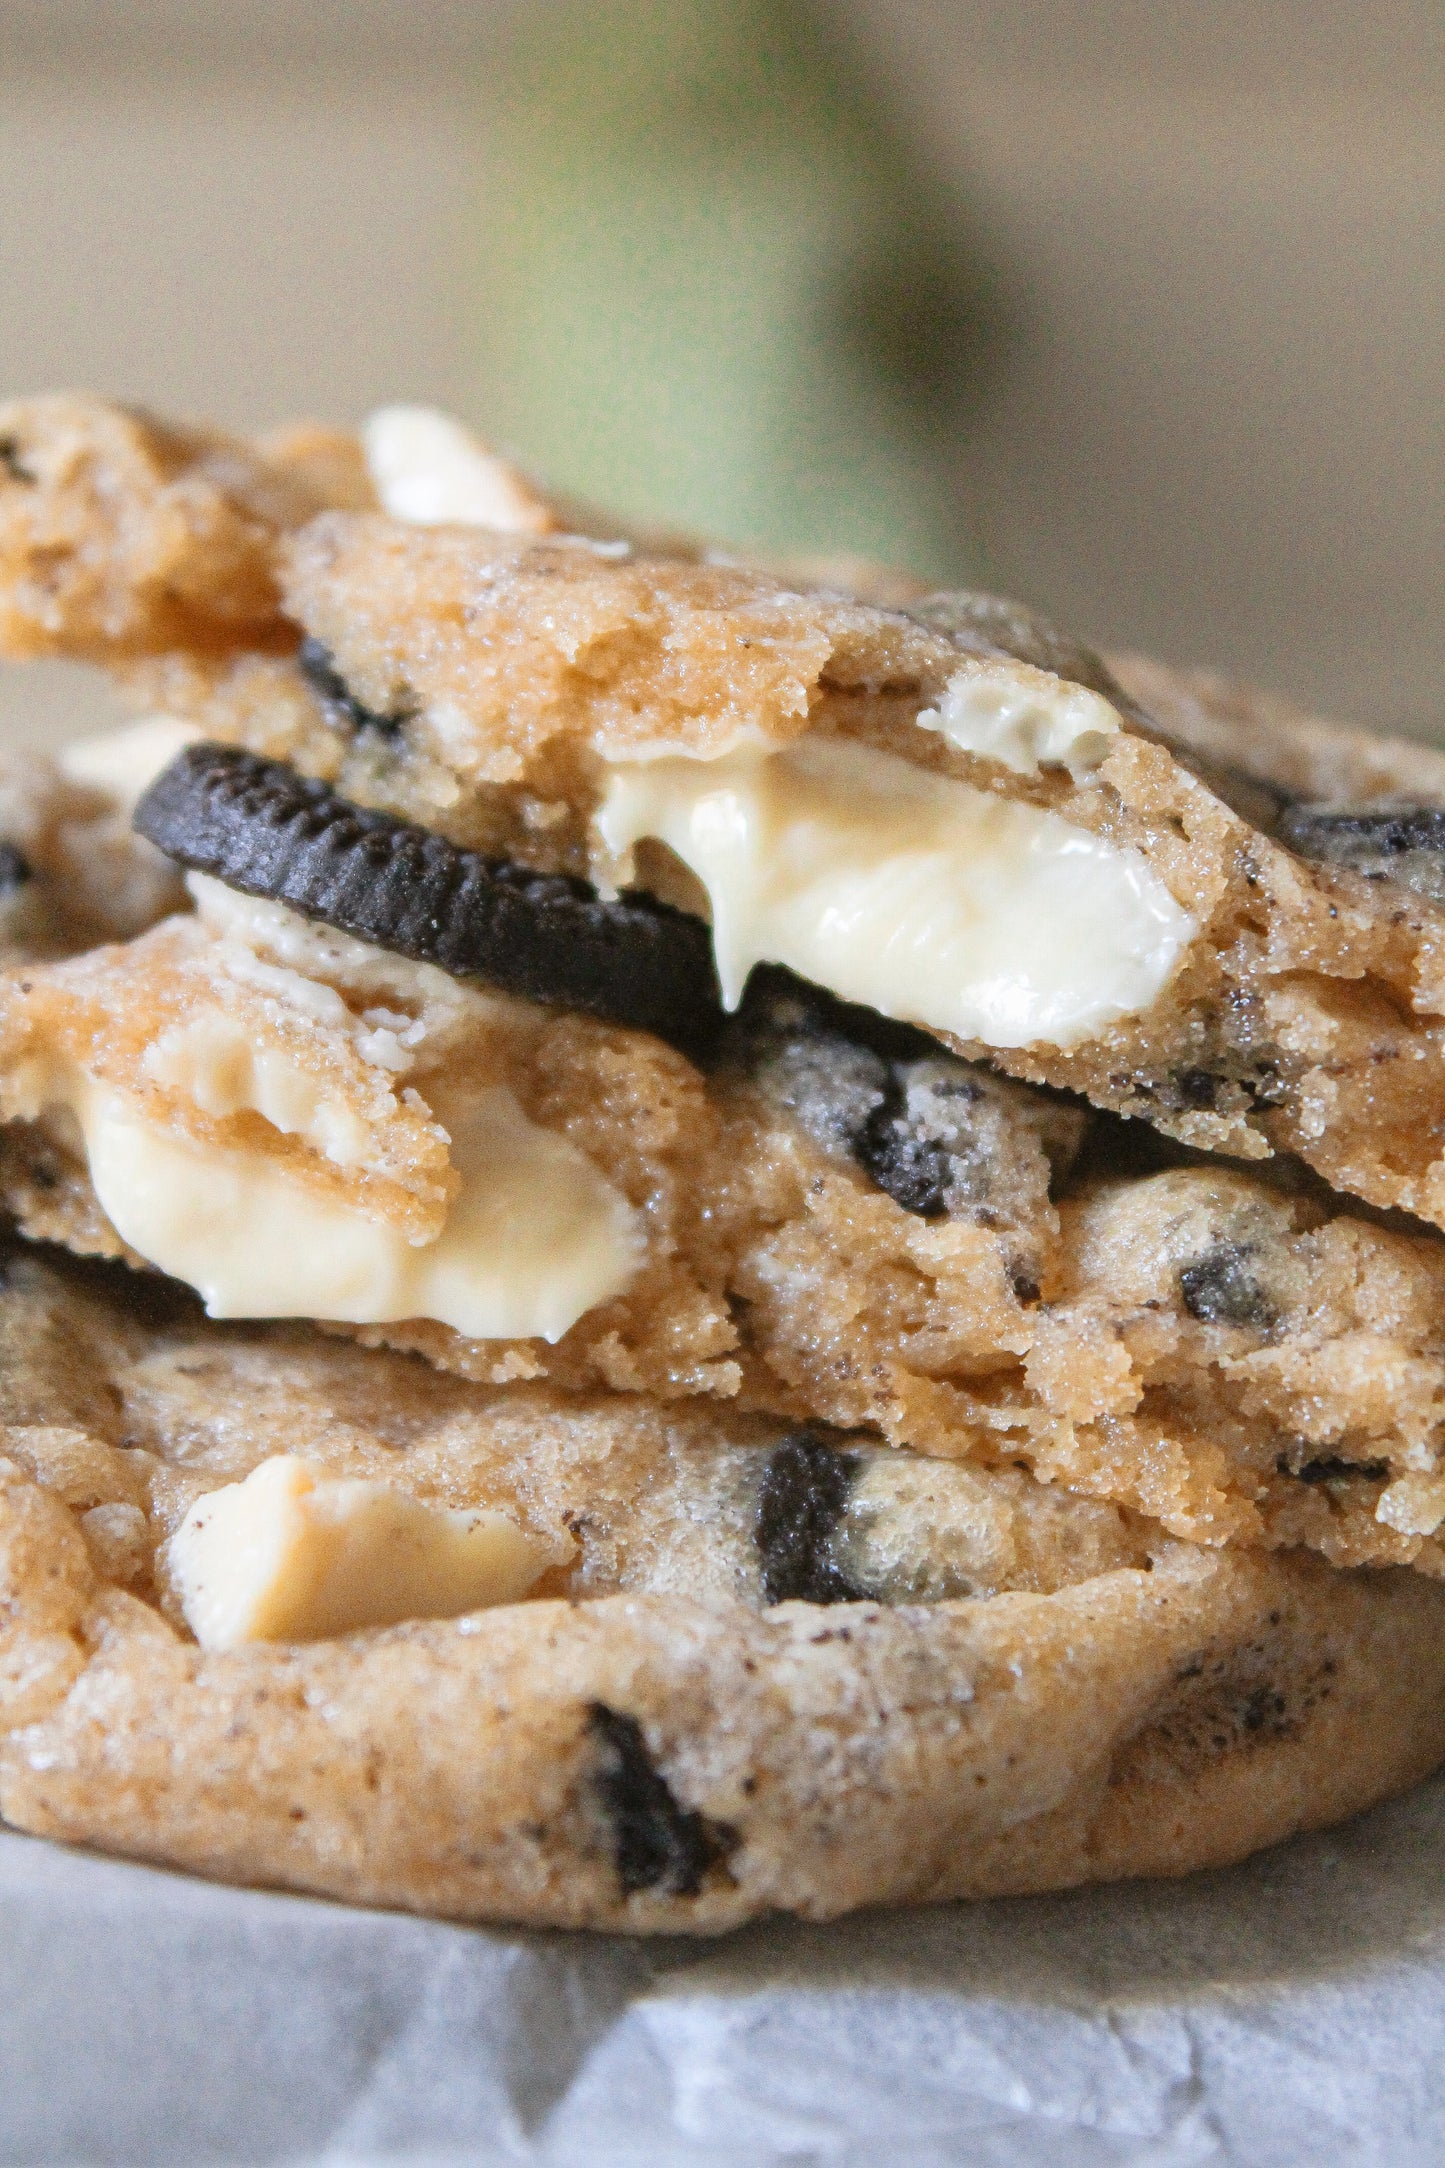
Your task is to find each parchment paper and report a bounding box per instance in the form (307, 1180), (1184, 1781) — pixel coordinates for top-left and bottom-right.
(5, 1766), (1445, 2168)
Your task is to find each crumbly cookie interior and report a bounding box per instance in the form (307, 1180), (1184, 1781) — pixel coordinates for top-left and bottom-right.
(6, 886), (1445, 1571)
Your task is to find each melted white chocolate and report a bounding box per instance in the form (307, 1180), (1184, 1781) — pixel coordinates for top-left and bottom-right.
(16, 1064), (640, 1342)
(169, 1454), (565, 1648)
(596, 735), (1194, 1049)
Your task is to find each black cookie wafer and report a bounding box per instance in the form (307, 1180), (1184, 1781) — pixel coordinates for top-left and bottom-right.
(134, 743), (725, 1052)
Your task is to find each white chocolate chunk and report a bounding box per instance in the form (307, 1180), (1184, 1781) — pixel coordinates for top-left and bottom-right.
(363, 405), (554, 533)
(917, 659), (1121, 778)
(141, 1010), (374, 1167)
(16, 1065), (641, 1342)
(58, 715), (203, 812)
(596, 735), (1194, 1049)
(169, 1455), (564, 1648)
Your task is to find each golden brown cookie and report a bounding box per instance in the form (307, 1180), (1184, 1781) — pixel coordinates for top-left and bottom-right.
(4, 1241), (1444, 1932)
(105, 515), (1445, 1237)
(7, 889), (1445, 1573)
(0, 394), (374, 660)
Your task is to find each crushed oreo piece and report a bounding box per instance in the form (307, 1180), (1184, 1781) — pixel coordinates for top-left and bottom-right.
(859, 1062), (1004, 1220)
(586, 1703), (733, 1896)
(0, 842), (32, 895)
(859, 1077), (954, 1217)
(0, 436), (35, 485)
(732, 978), (893, 1159)
(1235, 1683), (1290, 1736)
(1276, 799), (1445, 906)
(755, 1431), (867, 1605)
(134, 744), (725, 1053)
(297, 637), (414, 739)
(1277, 1453), (1390, 1486)
(729, 967), (1077, 1224)
(1178, 1245), (1277, 1331)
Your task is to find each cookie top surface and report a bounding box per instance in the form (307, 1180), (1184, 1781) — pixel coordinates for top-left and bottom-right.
(5, 1237), (1445, 1931)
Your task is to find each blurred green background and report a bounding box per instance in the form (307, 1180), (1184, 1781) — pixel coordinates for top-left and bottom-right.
(474, 0), (999, 580)
(0, 0), (1440, 748)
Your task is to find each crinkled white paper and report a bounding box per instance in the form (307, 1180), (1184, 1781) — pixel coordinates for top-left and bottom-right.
(5, 1770), (1445, 2168)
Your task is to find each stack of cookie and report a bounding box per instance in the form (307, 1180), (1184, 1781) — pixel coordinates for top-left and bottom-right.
(2, 395), (1445, 1931)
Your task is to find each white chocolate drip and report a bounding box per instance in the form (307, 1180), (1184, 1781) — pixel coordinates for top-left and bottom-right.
(597, 735), (1193, 1049)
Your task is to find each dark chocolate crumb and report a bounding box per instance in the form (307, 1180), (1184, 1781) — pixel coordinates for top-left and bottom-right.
(857, 1072), (955, 1217)
(730, 969), (1042, 1225)
(585, 1703), (734, 1896)
(134, 743), (724, 1054)
(0, 841), (33, 895)
(755, 1430), (866, 1605)
(1172, 1066), (1231, 1111)
(0, 437), (35, 485)
(1179, 1244), (1277, 1331)
(1276, 1453), (1390, 1486)
(298, 637), (415, 739)
(1237, 1684), (1289, 1735)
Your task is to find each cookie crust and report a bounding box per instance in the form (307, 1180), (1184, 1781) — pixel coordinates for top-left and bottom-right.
(114, 517), (1445, 1236)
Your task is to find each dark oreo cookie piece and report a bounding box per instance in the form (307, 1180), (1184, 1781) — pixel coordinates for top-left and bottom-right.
(585, 1704), (734, 1896)
(0, 841), (32, 895)
(1276, 1452), (1389, 1487)
(755, 1430), (866, 1605)
(858, 1066), (1006, 1221)
(134, 744), (725, 1053)
(298, 637), (414, 739)
(730, 968), (1060, 1225)
(1178, 1244), (1277, 1332)
(1276, 799), (1445, 905)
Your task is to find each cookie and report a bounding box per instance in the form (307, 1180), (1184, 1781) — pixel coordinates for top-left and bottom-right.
(6, 881), (1445, 1574)
(4, 1239), (1445, 1931)
(0, 394), (375, 660)
(1112, 649), (1445, 816)
(104, 508), (1445, 1236)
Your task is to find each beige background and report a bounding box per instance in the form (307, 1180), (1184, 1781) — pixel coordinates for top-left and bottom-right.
(0, 0), (1440, 749)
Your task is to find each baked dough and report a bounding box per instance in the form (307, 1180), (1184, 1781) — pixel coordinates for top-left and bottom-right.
(4, 1242), (1444, 1932)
